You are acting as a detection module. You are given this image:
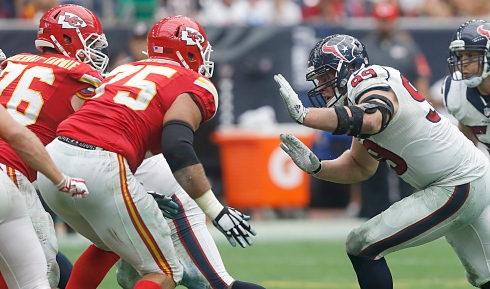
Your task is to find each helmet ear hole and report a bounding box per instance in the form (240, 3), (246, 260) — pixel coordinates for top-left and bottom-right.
(63, 35), (72, 44)
(188, 52), (195, 61)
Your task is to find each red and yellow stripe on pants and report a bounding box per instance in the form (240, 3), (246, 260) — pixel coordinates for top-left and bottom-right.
(117, 154), (174, 279)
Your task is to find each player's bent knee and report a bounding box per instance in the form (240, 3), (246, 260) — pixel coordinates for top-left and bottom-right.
(345, 229), (365, 256)
(115, 259), (141, 289)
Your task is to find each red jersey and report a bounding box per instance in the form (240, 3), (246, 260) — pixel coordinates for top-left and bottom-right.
(0, 53), (102, 181)
(57, 59), (218, 173)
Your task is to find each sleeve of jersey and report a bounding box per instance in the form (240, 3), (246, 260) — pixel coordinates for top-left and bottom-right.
(348, 65), (391, 104)
(188, 76), (218, 122)
(72, 64), (103, 100)
(441, 75), (465, 121)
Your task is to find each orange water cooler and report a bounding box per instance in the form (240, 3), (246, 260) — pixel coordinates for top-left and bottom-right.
(211, 125), (316, 209)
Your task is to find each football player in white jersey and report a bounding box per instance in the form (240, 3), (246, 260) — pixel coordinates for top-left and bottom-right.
(443, 19), (490, 152)
(274, 34), (490, 289)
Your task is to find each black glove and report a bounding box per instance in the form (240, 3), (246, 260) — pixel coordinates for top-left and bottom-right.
(148, 192), (179, 219)
(212, 207), (257, 248)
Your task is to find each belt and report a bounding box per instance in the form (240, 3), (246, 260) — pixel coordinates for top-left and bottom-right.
(57, 136), (104, 151)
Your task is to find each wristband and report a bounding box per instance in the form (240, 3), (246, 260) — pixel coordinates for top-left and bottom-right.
(55, 174), (68, 190)
(194, 189), (224, 220)
(312, 162), (322, 175)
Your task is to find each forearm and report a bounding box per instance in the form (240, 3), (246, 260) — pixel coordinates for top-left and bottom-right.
(173, 164), (224, 219)
(172, 163), (211, 199)
(8, 129), (63, 185)
(314, 150), (375, 184)
(303, 107), (338, 132)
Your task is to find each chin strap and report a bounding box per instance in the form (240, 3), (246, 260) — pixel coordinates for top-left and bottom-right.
(464, 75), (483, 88)
(176, 50), (190, 70)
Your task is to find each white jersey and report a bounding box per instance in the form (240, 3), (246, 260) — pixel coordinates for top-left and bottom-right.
(347, 65), (488, 190)
(442, 74), (490, 149)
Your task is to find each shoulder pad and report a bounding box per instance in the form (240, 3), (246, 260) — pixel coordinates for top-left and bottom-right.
(442, 75), (467, 120)
(348, 65), (391, 105)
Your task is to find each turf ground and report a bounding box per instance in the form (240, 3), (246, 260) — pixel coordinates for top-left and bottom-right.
(58, 218), (472, 289)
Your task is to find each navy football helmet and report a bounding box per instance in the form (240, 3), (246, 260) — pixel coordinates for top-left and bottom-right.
(448, 19), (490, 87)
(306, 34), (369, 107)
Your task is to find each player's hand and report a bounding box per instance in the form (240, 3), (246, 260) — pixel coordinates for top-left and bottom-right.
(56, 174), (89, 199)
(212, 207), (257, 248)
(274, 74), (309, 124)
(148, 192), (179, 219)
(280, 133), (322, 175)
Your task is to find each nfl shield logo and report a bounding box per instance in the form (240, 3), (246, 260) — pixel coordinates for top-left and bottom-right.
(484, 107), (490, 117)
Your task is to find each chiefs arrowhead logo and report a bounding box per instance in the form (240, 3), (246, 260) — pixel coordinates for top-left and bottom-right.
(477, 25), (490, 41)
(57, 12), (87, 29)
(321, 43), (348, 62)
(181, 27), (204, 46)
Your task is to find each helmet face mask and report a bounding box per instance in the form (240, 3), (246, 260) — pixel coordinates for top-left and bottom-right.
(307, 67), (338, 107)
(147, 15), (214, 78)
(75, 31), (109, 72)
(448, 19), (490, 88)
(35, 4), (109, 73)
(306, 34), (369, 108)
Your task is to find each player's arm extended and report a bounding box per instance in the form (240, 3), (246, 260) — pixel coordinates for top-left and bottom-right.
(162, 93), (256, 248)
(280, 133), (378, 184)
(314, 138), (378, 183)
(302, 88), (398, 137)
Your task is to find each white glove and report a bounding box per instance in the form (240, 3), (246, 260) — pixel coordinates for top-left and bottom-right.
(212, 207), (257, 248)
(274, 74), (309, 124)
(279, 133), (322, 175)
(56, 174), (89, 199)
(0, 49), (5, 62)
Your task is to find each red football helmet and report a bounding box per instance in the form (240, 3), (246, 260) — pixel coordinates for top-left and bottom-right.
(147, 15), (214, 77)
(35, 4), (109, 73)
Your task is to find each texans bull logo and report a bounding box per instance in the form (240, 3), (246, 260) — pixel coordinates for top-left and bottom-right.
(321, 43), (348, 62)
(477, 25), (490, 41)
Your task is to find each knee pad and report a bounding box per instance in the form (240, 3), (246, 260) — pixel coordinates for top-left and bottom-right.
(179, 261), (211, 289)
(115, 259), (141, 289)
(345, 229), (365, 256)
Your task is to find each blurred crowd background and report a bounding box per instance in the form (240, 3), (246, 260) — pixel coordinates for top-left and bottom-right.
(0, 0), (489, 25)
(2, 0), (490, 232)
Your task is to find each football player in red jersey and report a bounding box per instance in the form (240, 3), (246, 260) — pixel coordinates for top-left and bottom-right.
(37, 15), (257, 289)
(0, 91), (89, 289)
(0, 4), (107, 289)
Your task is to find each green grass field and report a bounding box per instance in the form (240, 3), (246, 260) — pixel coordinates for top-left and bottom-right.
(60, 237), (470, 289)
